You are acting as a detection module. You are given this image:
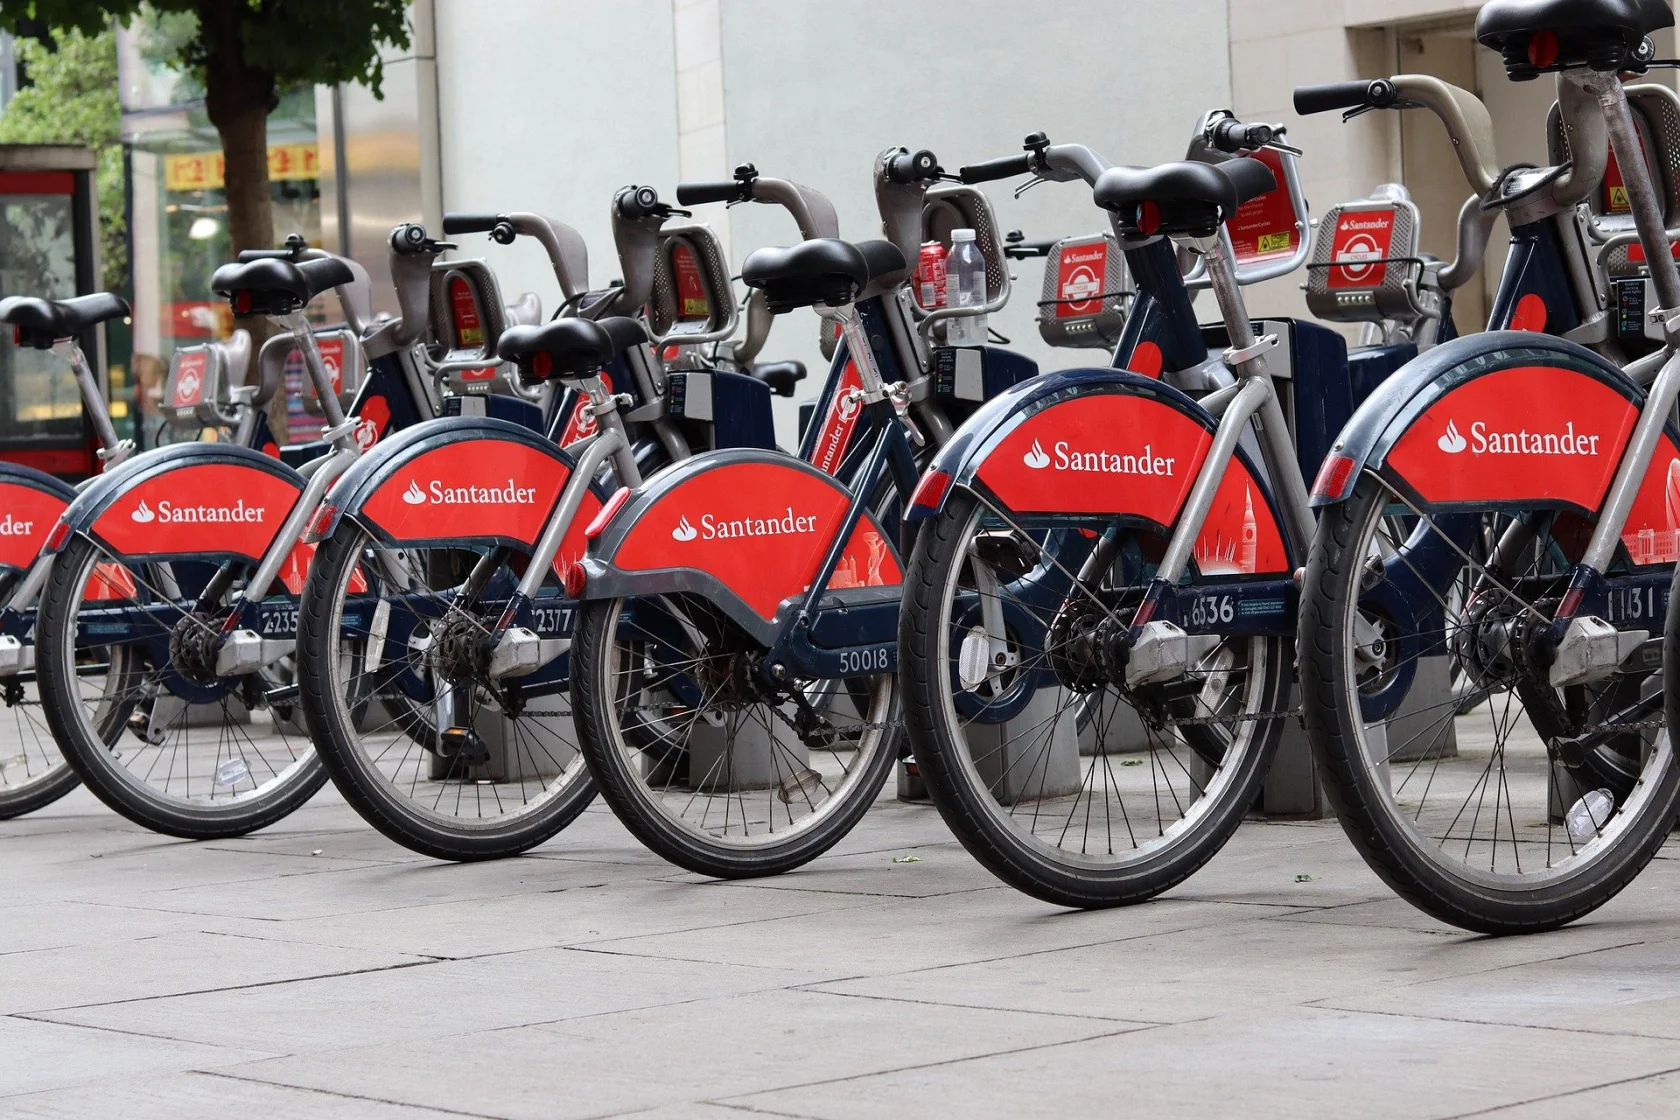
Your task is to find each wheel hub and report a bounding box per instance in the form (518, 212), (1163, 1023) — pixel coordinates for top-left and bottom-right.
(169, 612), (222, 686)
(428, 612), (490, 686)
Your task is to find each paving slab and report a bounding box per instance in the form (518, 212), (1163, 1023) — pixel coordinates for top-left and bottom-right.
(5, 783), (1679, 1117)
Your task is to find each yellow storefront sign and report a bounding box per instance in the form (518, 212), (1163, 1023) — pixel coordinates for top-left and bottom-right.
(164, 143), (320, 192)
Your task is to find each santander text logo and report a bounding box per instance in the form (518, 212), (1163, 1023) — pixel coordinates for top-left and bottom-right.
(1021, 439), (1177, 477)
(132, 497), (266, 525)
(669, 506), (820, 543)
(398, 478), (540, 507)
(0, 512), (34, 536)
(1437, 420), (1467, 454)
(1435, 418), (1603, 459)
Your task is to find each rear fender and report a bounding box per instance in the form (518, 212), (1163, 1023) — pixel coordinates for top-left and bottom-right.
(908, 367), (1295, 575)
(578, 449), (902, 645)
(1309, 332), (1680, 537)
(51, 443), (306, 565)
(0, 462), (74, 576)
(321, 416), (608, 570)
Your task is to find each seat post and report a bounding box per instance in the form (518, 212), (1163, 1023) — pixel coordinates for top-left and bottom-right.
(61, 341), (130, 466)
(282, 312), (356, 445)
(828, 302), (890, 403)
(1197, 236), (1261, 364)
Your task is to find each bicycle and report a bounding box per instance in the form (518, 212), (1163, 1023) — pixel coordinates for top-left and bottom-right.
(1300, 0), (1680, 933)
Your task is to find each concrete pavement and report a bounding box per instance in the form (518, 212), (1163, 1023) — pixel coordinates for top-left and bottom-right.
(3, 784), (1679, 1119)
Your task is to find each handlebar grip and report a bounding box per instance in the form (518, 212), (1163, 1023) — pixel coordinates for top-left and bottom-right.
(390, 224), (430, 254)
(1293, 80), (1382, 116)
(676, 181), (742, 205)
(616, 185), (663, 220)
(441, 213), (504, 235)
(886, 149), (940, 184)
(959, 154), (1032, 184)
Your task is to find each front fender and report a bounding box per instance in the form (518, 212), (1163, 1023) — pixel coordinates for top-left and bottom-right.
(578, 449), (902, 645)
(52, 443), (306, 564)
(907, 367), (1295, 575)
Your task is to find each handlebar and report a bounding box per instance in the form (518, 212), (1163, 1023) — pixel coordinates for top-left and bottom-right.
(441, 213), (504, 235)
(389, 223), (452, 255)
(1293, 79), (1397, 116)
(616, 185), (668, 220)
(885, 148), (940, 184)
(1207, 118), (1276, 154)
(959, 153), (1033, 184)
(676, 180), (745, 206)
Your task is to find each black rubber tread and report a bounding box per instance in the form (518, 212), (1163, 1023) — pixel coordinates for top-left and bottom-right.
(570, 595), (898, 879)
(1300, 473), (1680, 935)
(297, 523), (596, 861)
(898, 490), (1287, 909)
(0, 761), (80, 819)
(36, 535), (327, 838)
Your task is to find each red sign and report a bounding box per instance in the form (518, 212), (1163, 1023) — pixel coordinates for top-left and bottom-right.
(358, 439), (593, 560)
(89, 463), (305, 562)
(1326, 208), (1396, 290)
(351, 396), (391, 451)
(977, 395), (1212, 524)
(170, 351), (209, 409)
(611, 460), (900, 619)
(449, 275), (484, 349)
(559, 374), (611, 446)
(1384, 366), (1636, 510)
(1227, 148), (1298, 264)
(671, 241), (710, 321)
(1054, 241), (1107, 319)
(808, 361), (863, 475)
(0, 483), (68, 571)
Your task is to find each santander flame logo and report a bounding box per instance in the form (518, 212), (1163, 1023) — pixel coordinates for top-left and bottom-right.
(671, 515), (698, 542)
(130, 500), (156, 524)
(402, 480), (427, 505)
(1437, 420), (1467, 454)
(1022, 439), (1051, 469)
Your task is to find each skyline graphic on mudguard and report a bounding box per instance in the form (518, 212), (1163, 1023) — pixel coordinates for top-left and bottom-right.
(89, 462), (305, 562)
(611, 460), (901, 619)
(1384, 365), (1636, 511)
(1617, 436), (1680, 565)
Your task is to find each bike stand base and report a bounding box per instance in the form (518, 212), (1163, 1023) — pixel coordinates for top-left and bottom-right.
(687, 707), (810, 792)
(965, 685), (1082, 805)
(426, 704), (575, 783)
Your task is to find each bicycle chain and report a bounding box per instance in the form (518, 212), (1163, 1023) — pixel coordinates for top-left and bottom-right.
(1164, 707), (1299, 728)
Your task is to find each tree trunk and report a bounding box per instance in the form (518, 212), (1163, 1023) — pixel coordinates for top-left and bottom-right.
(198, 0), (285, 439)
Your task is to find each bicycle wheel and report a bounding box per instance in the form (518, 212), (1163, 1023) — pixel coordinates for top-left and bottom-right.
(35, 534), (326, 837)
(1301, 471), (1680, 933)
(570, 592), (899, 878)
(900, 489), (1289, 908)
(297, 521), (596, 860)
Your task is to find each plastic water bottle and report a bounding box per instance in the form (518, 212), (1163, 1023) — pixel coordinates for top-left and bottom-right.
(945, 228), (988, 346)
(1565, 788), (1615, 842)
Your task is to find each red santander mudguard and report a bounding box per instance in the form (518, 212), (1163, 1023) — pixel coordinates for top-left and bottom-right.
(911, 369), (1293, 577)
(0, 463), (74, 575)
(46, 444), (306, 565)
(317, 417), (606, 575)
(577, 450), (902, 643)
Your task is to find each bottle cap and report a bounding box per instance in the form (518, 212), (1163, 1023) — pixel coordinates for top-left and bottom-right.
(951, 228), (976, 242)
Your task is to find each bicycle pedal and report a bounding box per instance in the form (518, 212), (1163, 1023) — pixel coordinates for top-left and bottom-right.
(437, 726), (491, 765)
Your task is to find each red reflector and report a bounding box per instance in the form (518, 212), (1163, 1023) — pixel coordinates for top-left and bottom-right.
(44, 517), (72, 553)
(532, 351), (551, 379)
(1311, 454), (1357, 500)
(301, 503), (338, 544)
(1132, 599), (1156, 628)
(10, 326), (18, 347)
(909, 470), (952, 511)
(1139, 201), (1161, 235)
(586, 486), (633, 539)
(564, 562), (588, 599)
(233, 290), (252, 315)
(1557, 586), (1585, 620)
(1528, 29), (1559, 68)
